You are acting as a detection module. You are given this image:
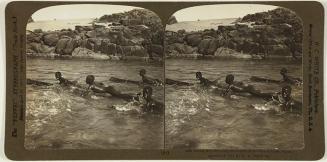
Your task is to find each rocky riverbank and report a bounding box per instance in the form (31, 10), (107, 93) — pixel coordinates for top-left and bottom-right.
(26, 9), (164, 61)
(165, 7), (303, 60)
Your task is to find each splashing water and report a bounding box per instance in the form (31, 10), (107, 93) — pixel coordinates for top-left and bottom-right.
(26, 59), (164, 149)
(165, 59), (304, 150)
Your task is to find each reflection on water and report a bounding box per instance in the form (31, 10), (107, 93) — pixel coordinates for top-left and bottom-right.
(25, 58), (164, 149)
(165, 59), (304, 150)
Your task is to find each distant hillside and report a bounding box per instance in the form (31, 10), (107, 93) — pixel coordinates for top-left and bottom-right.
(166, 18), (237, 32)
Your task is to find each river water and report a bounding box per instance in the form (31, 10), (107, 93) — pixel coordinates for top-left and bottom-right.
(25, 58), (164, 149)
(165, 59), (304, 150)
(26, 58), (303, 150)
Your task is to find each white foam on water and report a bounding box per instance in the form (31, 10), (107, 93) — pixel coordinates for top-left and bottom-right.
(252, 102), (281, 112)
(113, 101), (142, 113)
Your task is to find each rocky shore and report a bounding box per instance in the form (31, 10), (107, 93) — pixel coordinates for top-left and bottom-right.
(26, 9), (164, 61)
(165, 7), (303, 60)
(27, 7), (302, 61)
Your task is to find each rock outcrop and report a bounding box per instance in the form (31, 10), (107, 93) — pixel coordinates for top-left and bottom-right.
(167, 16), (178, 25)
(28, 17), (34, 23)
(165, 7), (303, 59)
(26, 9), (164, 60)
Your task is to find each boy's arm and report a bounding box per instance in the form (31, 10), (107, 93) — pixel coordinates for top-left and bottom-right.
(90, 86), (106, 93)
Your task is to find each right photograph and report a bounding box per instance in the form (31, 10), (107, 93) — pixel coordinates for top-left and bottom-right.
(164, 4), (304, 150)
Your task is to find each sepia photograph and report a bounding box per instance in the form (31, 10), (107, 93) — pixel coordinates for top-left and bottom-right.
(25, 4), (164, 149)
(165, 4), (304, 149)
(3, 0), (327, 160)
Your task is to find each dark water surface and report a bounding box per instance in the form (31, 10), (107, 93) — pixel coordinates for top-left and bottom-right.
(26, 58), (164, 149)
(165, 59), (303, 150)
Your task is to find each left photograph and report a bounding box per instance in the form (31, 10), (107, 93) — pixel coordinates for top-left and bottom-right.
(25, 4), (164, 149)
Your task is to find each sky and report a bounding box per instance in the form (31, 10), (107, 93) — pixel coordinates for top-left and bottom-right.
(31, 4), (142, 21)
(31, 4), (278, 22)
(173, 4), (278, 22)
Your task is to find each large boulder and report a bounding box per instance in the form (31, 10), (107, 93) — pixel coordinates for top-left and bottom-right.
(55, 38), (70, 54)
(173, 43), (187, 54)
(27, 42), (54, 53)
(75, 25), (94, 32)
(94, 27), (108, 38)
(63, 39), (78, 55)
(26, 31), (42, 43)
(43, 33), (59, 46)
(86, 31), (96, 38)
(55, 38), (78, 55)
(58, 29), (76, 38)
(171, 43), (197, 54)
(197, 39), (211, 55)
(217, 25), (236, 32)
(165, 31), (184, 44)
(207, 39), (219, 55)
(72, 47), (110, 60)
(86, 39), (95, 51)
(214, 47), (252, 59)
(184, 34), (202, 47)
(202, 29), (217, 38)
(33, 29), (43, 33)
(235, 23), (249, 32)
(228, 30), (240, 38)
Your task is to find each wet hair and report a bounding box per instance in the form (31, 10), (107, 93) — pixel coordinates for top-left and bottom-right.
(280, 68), (288, 75)
(225, 74), (234, 85)
(195, 72), (202, 79)
(139, 69), (146, 76)
(143, 86), (153, 99)
(55, 72), (62, 79)
(86, 75), (95, 85)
